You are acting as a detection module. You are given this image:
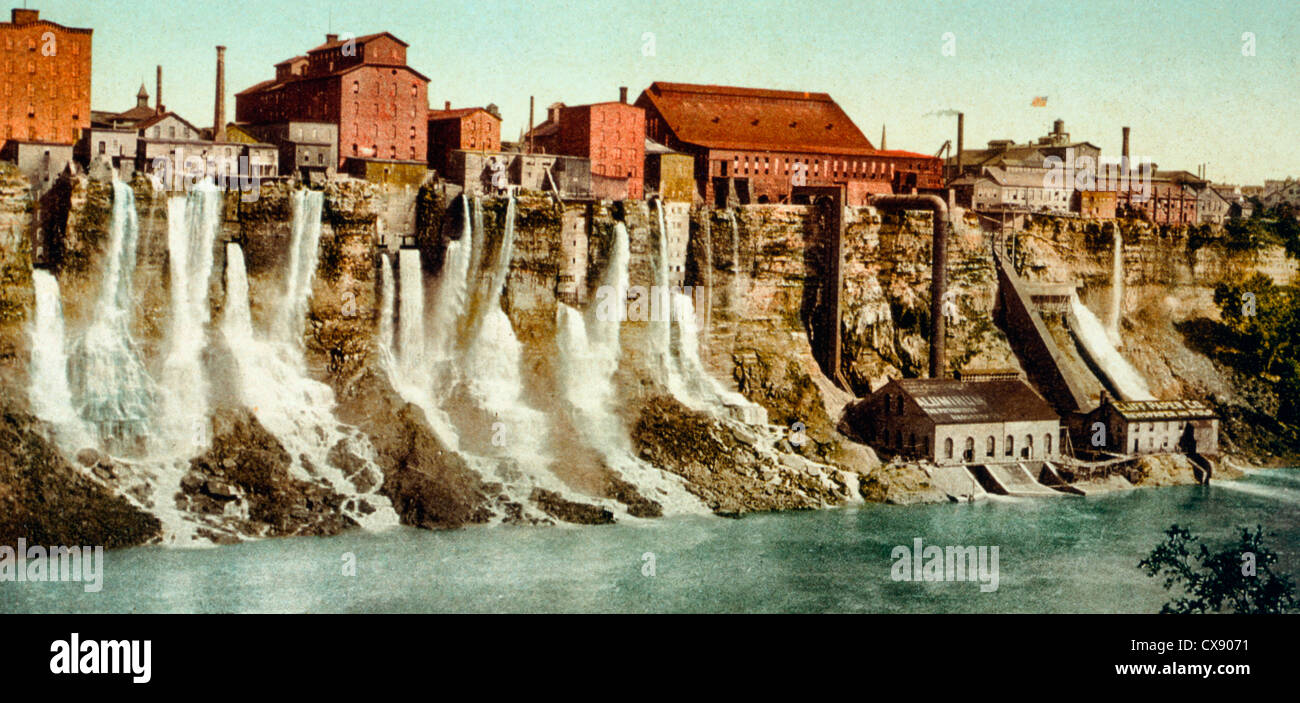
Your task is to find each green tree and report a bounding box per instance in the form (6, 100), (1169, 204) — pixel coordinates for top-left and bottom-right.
(1139, 524), (1298, 614)
(1212, 273), (1298, 375)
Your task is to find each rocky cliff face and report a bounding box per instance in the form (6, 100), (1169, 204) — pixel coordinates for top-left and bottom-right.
(4, 168), (1294, 548)
(1010, 214), (1299, 464)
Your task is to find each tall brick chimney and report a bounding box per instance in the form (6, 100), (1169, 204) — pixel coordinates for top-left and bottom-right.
(213, 46), (226, 142)
(156, 65), (163, 114)
(1121, 126), (1130, 161)
(619, 86), (628, 104)
(955, 112), (964, 177)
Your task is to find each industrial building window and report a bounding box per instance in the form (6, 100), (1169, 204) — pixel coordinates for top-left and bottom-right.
(1045, 434), (1052, 454)
(1005, 435), (1014, 457)
(944, 438), (953, 459)
(964, 437), (974, 461)
(986, 436), (995, 457)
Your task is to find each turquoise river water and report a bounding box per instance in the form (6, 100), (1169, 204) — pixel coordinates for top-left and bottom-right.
(3, 469), (1297, 613)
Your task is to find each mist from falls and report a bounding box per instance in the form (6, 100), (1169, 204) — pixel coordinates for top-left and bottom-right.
(1069, 293), (1154, 401)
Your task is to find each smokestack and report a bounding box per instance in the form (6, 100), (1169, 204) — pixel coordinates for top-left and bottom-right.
(213, 46), (227, 142)
(445, 100), (451, 111)
(528, 96), (535, 154)
(1121, 126), (1130, 166)
(880, 124), (886, 150)
(156, 65), (163, 114)
(619, 86), (628, 104)
(955, 112), (964, 178)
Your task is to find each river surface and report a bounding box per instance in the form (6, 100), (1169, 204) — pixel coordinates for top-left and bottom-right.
(4, 469), (1297, 613)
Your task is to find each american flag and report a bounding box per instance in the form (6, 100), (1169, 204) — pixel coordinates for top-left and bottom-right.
(1031, 96), (1048, 107)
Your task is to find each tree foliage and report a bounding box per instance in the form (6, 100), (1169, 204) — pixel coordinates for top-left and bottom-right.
(1139, 524), (1298, 614)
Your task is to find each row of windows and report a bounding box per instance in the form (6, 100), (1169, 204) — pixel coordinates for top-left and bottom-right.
(2, 35), (82, 53)
(940, 434), (1054, 459)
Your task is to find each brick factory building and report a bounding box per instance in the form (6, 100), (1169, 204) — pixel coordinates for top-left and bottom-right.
(236, 32), (430, 170)
(527, 92), (645, 200)
(0, 8), (91, 151)
(427, 102), (501, 177)
(635, 81), (941, 206)
(845, 377), (1065, 464)
(0, 8), (91, 192)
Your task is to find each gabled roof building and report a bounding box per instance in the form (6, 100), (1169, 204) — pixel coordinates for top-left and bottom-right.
(635, 81), (941, 206)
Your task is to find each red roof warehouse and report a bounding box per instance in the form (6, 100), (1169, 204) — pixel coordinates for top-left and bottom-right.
(236, 32), (429, 169)
(636, 82), (941, 205)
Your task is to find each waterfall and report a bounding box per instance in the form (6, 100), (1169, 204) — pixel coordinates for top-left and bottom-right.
(555, 223), (707, 515)
(378, 253), (396, 369)
(1068, 293), (1154, 401)
(1108, 229), (1123, 345)
(29, 269), (90, 448)
(650, 201), (767, 424)
(276, 189), (325, 343)
(427, 195), (473, 382)
(396, 248), (428, 396)
(158, 182), (222, 450)
(222, 229), (399, 531)
(68, 180), (156, 451)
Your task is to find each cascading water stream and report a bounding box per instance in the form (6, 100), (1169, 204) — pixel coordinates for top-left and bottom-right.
(378, 253), (396, 370)
(1108, 229), (1123, 346)
(1068, 293), (1154, 401)
(158, 182), (222, 450)
(29, 269), (91, 448)
(68, 180), (156, 452)
(555, 222), (706, 515)
(277, 189), (324, 344)
(221, 197), (399, 532)
(652, 200), (766, 423)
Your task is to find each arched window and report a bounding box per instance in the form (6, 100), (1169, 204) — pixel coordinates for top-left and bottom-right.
(1024, 434), (1034, 459)
(964, 437), (975, 462)
(986, 436), (996, 457)
(908, 433), (916, 453)
(1005, 435), (1014, 457)
(1045, 434), (1053, 455)
(944, 438), (953, 459)
(895, 430), (902, 450)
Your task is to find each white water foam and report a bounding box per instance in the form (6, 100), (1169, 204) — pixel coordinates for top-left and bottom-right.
(29, 269), (91, 448)
(1068, 293), (1154, 401)
(221, 202), (399, 532)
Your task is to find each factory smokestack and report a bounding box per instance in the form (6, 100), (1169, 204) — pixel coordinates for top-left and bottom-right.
(213, 46), (226, 142)
(1121, 126), (1130, 168)
(955, 112), (964, 178)
(155, 65), (163, 114)
(619, 86), (628, 104)
(880, 124), (886, 150)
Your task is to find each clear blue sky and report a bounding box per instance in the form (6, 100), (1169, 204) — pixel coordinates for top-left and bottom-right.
(28, 0), (1299, 185)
